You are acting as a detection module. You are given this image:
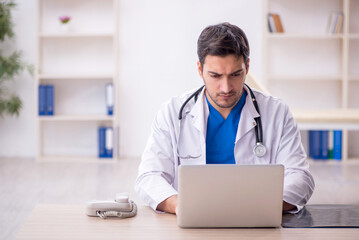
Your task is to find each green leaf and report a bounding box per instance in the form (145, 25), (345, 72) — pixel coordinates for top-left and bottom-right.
(0, 0), (17, 41)
(6, 95), (22, 116)
(0, 50), (25, 81)
(0, 98), (6, 116)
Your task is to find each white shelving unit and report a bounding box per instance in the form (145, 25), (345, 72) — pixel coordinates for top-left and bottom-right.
(35, 0), (119, 162)
(263, 0), (359, 162)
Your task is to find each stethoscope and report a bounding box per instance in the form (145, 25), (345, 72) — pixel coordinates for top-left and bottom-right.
(177, 83), (266, 160)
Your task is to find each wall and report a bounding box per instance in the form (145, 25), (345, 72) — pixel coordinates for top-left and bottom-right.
(118, 0), (263, 157)
(0, 0), (263, 158)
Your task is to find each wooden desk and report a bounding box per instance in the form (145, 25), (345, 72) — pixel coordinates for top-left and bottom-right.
(16, 204), (358, 240)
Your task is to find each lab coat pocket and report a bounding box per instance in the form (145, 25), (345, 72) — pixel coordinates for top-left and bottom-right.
(179, 155), (203, 165)
(177, 128), (204, 165)
(177, 141), (203, 165)
(177, 141), (204, 165)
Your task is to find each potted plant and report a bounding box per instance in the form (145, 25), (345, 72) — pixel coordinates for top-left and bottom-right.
(59, 15), (71, 32)
(0, 0), (32, 117)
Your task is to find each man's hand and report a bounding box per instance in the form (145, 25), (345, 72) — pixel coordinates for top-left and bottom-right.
(156, 195), (178, 214)
(283, 201), (296, 212)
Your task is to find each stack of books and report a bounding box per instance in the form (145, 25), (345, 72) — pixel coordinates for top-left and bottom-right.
(327, 12), (344, 34)
(308, 130), (342, 160)
(268, 13), (285, 33)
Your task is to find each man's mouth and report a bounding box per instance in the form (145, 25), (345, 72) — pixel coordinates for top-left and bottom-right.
(219, 93), (234, 99)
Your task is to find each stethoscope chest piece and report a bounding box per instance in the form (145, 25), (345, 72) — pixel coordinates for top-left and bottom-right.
(254, 142), (266, 157)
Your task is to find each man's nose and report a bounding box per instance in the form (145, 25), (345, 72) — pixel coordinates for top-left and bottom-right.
(221, 78), (231, 93)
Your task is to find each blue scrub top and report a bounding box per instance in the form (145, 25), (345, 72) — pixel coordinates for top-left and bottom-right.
(205, 91), (247, 164)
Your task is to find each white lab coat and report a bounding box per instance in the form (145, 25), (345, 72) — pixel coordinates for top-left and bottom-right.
(135, 85), (315, 212)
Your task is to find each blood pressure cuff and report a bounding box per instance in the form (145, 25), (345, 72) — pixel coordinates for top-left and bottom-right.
(282, 204), (359, 228)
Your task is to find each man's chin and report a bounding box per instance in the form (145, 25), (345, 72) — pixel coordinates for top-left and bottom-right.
(214, 100), (237, 109)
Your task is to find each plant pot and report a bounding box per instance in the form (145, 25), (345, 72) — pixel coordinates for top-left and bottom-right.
(60, 23), (70, 33)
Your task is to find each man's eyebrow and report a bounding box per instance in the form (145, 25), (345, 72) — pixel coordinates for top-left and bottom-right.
(230, 69), (244, 75)
(207, 71), (221, 75)
(207, 69), (244, 75)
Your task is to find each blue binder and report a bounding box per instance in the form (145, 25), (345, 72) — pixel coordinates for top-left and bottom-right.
(106, 84), (114, 116)
(98, 127), (106, 158)
(309, 130), (321, 159)
(333, 130), (342, 160)
(320, 131), (329, 159)
(46, 85), (54, 115)
(105, 127), (113, 158)
(38, 85), (46, 115)
(328, 131), (334, 159)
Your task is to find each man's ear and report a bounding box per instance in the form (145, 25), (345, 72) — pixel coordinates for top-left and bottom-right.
(246, 58), (250, 74)
(197, 61), (203, 78)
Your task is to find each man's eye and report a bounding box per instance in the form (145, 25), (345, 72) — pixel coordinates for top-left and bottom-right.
(232, 72), (242, 77)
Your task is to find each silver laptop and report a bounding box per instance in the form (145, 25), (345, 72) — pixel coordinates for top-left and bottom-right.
(177, 164), (284, 228)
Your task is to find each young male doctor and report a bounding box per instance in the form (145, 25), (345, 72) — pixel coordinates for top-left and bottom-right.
(135, 22), (315, 214)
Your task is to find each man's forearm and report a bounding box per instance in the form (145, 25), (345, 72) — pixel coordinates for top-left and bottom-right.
(156, 195), (178, 214)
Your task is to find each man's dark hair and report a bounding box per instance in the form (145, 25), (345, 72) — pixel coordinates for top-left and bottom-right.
(197, 22), (250, 69)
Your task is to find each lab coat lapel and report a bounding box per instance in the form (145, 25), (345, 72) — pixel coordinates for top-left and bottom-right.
(235, 86), (260, 142)
(188, 88), (208, 139)
(180, 88), (207, 165)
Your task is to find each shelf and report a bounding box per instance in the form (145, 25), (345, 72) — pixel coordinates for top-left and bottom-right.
(38, 73), (114, 80)
(307, 159), (359, 165)
(38, 115), (115, 122)
(292, 109), (359, 123)
(36, 0), (119, 162)
(349, 75), (359, 81)
(293, 109), (359, 130)
(267, 75), (341, 81)
(349, 34), (359, 39)
(298, 122), (359, 131)
(39, 33), (114, 38)
(265, 0), (359, 163)
(267, 33), (344, 40)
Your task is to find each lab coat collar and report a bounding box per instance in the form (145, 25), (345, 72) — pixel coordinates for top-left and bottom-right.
(235, 85), (260, 142)
(187, 87), (208, 137)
